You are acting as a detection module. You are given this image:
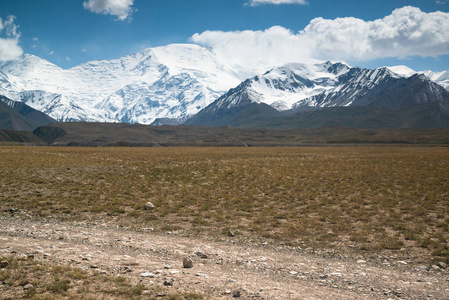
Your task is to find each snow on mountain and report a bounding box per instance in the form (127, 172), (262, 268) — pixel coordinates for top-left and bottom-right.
(386, 65), (417, 78)
(386, 66), (449, 90)
(187, 61), (449, 127)
(0, 44), (242, 123)
(1, 44), (448, 125)
(196, 61), (352, 113)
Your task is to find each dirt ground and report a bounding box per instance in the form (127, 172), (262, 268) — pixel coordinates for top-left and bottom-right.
(1, 215), (448, 299)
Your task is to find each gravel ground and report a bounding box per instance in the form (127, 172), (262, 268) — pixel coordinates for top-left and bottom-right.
(1, 215), (448, 299)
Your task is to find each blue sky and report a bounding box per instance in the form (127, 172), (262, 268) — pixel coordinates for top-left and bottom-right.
(1, 0), (448, 71)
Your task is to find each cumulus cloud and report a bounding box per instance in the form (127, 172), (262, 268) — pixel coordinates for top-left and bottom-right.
(83, 0), (134, 21)
(247, 0), (308, 6)
(192, 26), (314, 75)
(192, 6), (449, 72)
(0, 15), (23, 62)
(301, 6), (449, 60)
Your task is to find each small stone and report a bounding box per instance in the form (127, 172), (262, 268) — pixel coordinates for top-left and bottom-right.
(144, 202), (156, 210)
(289, 271), (298, 275)
(232, 290), (241, 298)
(357, 260), (366, 264)
(227, 230), (235, 237)
(157, 292), (166, 297)
(183, 257), (193, 268)
(140, 272), (155, 278)
(170, 270), (180, 275)
(437, 262), (447, 269)
(0, 261), (8, 268)
(90, 265), (99, 269)
(164, 277), (174, 286)
(23, 284), (33, 290)
(431, 265), (440, 271)
(195, 252), (208, 259)
(164, 265), (171, 269)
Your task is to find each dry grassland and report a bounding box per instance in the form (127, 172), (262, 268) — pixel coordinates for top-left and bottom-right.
(1, 146), (448, 265)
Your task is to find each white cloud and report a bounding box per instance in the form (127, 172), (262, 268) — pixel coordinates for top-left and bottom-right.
(192, 26), (314, 75)
(83, 0), (134, 21)
(247, 0), (308, 6)
(49, 51), (54, 55)
(192, 6), (449, 72)
(0, 16), (23, 62)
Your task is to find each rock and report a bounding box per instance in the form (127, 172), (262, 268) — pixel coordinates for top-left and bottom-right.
(0, 261), (8, 268)
(289, 271), (298, 275)
(431, 265), (440, 271)
(144, 202), (155, 210)
(224, 289), (232, 295)
(90, 265), (98, 269)
(157, 292), (166, 297)
(163, 277), (174, 286)
(195, 252), (208, 259)
(23, 284), (33, 290)
(164, 265), (171, 269)
(183, 257), (193, 268)
(227, 230), (235, 237)
(232, 290), (241, 298)
(437, 262), (447, 269)
(140, 272), (155, 278)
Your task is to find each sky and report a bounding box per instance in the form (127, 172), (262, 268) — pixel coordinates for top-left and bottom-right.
(0, 0), (449, 72)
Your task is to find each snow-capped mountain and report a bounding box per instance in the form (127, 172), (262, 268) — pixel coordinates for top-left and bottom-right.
(386, 66), (449, 90)
(0, 44), (241, 123)
(1, 44), (448, 125)
(186, 62), (449, 127)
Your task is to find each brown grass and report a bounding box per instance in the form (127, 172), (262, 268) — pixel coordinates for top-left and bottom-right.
(1, 146), (448, 264)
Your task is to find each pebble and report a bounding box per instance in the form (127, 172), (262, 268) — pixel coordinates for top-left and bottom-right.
(23, 284), (33, 290)
(144, 202), (156, 210)
(140, 272), (155, 278)
(164, 277), (174, 286)
(437, 262), (447, 269)
(232, 290), (241, 298)
(0, 261), (8, 268)
(183, 257), (193, 268)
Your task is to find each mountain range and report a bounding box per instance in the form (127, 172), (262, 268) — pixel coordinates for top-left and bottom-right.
(0, 43), (449, 129)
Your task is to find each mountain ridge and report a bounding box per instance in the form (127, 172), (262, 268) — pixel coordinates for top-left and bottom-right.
(0, 45), (448, 127)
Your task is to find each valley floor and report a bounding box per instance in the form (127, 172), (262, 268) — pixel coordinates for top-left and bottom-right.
(1, 215), (448, 299)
